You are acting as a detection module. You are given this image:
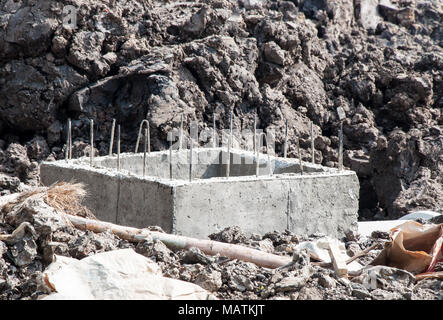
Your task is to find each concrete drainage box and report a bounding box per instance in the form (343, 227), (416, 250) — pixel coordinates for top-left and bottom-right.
(40, 148), (360, 238)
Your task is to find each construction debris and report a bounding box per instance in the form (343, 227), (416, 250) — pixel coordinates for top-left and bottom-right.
(328, 243), (348, 278)
(0, 183), (442, 300)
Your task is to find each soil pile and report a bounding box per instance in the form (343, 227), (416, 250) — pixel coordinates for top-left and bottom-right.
(0, 184), (441, 300)
(0, 0), (441, 218)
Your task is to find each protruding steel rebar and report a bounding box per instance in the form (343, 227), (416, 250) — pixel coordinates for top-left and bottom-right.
(253, 113), (257, 153)
(109, 118), (116, 156)
(69, 119), (72, 160)
(117, 125), (121, 171)
(229, 110), (233, 148)
(213, 113), (216, 148)
(169, 139), (173, 180)
(226, 134), (231, 178)
(338, 121), (343, 171)
(310, 121), (315, 164)
(189, 138), (193, 182)
(256, 132), (272, 177)
(90, 119), (94, 166)
(65, 118), (72, 161)
(336, 106), (346, 171)
(284, 119), (288, 158)
(135, 120), (150, 154)
(297, 136), (303, 175)
(143, 128), (147, 177)
(179, 114), (183, 150)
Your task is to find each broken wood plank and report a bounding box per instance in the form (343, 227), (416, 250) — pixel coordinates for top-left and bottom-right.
(328, 242), (348, 278)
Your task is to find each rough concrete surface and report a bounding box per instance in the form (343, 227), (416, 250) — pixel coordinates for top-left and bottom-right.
(41, 148), (359, 238)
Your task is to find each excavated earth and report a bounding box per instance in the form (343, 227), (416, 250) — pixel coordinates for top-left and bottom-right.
(0, 0), (442, 299)
(0, 197), (442, 300)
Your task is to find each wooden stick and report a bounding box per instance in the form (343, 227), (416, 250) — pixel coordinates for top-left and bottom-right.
(66, 215), (292, 269)
(345, 243), (381, 265)
(415, 271), (443, 281)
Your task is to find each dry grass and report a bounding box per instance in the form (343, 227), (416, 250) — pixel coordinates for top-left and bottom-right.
(44, 181), (96, 219)
(1, 181), (96, 220)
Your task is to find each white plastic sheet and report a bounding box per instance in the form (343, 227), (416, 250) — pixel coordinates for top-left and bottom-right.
(40, 249), (213, 300)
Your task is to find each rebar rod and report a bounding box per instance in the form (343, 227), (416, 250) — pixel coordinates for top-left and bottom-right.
(226, 134), (231, 178)
(169, 139), (173, 180)
(179, 114), (183, 150)
(253, 114), (257, 153)
(311, 121), (315, 164)
(256, 132), (272, 176)
(229, 111), (233, 148)
(109, 118), (116, 156)
(117, 125), (121, 171)
(339, 121), (343, 171)
(143, 128), (147, 177)
(90, 119), (94, 166)
(297, 136), (303, 175)
(65, 118), (71, 161)
(213, 113), (216, 148)
(284, 119), (288, 158)
(189, 138), (193, 182)
(135, 120), (150, 154)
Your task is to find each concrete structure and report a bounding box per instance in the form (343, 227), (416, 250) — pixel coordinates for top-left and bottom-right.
(40, 148), (360, 238)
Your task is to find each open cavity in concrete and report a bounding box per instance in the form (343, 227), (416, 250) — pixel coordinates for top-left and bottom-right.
(40, 148), (360, 238)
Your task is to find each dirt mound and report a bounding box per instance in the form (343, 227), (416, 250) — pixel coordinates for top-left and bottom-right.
(0, 1), (442, 217)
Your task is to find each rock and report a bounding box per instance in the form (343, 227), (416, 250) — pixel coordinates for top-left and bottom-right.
(47, 121), (63, 145)
(26, 136), (50, 161)
(297, 286), (323, 300)
(397, 8), (415, 27)
(228, 274), (254, 292)
(0, 241), (7, 257)
(352, 266), (416, 291)
(136, 239), (176, 264)
(0, 59), (87, 131)
(0, 173), (21, 192)
(346, 242), (361, 257)
(4, 143), (31, 181)
(371, 288), (403, 300)
(0, 3), (58, 60)
(345, 229), (360, 242)
(257, 239), (275, 253)
(275, 276), (307, 293)
(194, 269), (223, 292)
(370, 230), (390, 240)
(6, 232), (38, 267)
(70, 140), (99, 159)
(344, 150), (371, 177)
(263, 41), (285, 66)
(356, 0), (383, 30)
(352, 288), (372, 299)
(67, 31), (110, 78)
(318, 274), (336, 289)
(180, 247), (214, 265)
(209, 226), (247, 244)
